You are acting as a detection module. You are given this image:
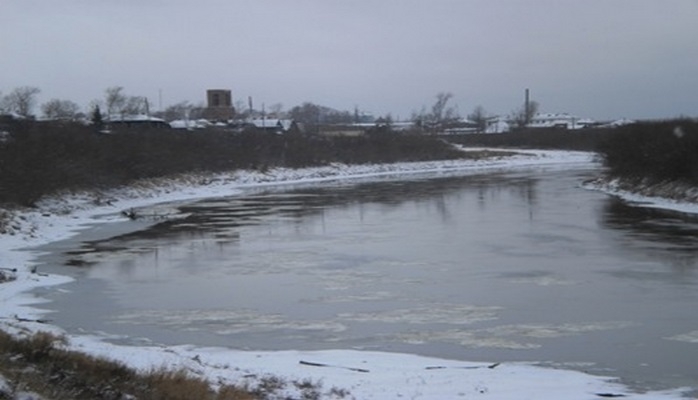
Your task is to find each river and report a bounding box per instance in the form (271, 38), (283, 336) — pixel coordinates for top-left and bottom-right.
(35, 165), (698, 394)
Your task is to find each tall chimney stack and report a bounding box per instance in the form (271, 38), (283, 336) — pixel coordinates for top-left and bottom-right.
(524, 88), (530, 126)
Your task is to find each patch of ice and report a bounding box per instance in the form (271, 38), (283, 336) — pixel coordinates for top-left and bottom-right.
(665, 330), (698, 344)
(302, 290), (397, 303)
(388, 321), (636, 350)
(510, 275), (576, 286)
(337, 304), (502, 325)
(393, 329), (540, 349)
(110, 308), (348, 335)
(484, 321), (635, 339)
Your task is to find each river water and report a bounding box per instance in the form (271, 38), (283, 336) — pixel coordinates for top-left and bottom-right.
(35, 165), (698, 394)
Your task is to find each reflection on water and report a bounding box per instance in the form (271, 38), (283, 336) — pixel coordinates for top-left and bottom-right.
(601, 199), (698, 279)
(65, 173), (541, 269)
(39, 168), (698, 394)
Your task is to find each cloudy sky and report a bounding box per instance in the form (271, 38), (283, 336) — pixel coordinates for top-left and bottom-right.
(2, 0), (697, 121)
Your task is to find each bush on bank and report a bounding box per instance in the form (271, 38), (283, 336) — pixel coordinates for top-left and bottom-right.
(0, 121), (465, 207)
(451, 119), (698, 186)
(447, 127), (614, 151)
(596, 120), (698, 184)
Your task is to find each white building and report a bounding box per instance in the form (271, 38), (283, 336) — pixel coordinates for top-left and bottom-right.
(527, 113), (595, 130)
(486, 116), (511, 133)
(105, 114), (170, 129)
(169, 119), (212, 130)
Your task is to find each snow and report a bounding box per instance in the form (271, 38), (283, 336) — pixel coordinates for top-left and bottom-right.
(599, 118), (637, 128)
(250, 118), (294, 130)
(105, 114), (167, 123)
(0, 149), (693, 399)
(584, 177), (698, 215)
(170, 118), (212, 129)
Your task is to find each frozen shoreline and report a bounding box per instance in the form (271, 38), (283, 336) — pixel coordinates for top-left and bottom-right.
(1, 149), (693, 399)
(583, 177), (698, 216)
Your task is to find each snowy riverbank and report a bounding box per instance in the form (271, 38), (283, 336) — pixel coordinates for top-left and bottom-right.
(584, 176), (698, 216)
(1, 149), (694, 399)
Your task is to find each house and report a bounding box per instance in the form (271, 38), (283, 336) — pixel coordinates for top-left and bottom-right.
(249, 118), (298, 134)
(486, 116), (511, 133)
(442, 119), (478, 135)
(527, 113), (595, 130)
(169, 119), (212, 130)
(105, 114), (171, 130)
(598, 118), (636, 128)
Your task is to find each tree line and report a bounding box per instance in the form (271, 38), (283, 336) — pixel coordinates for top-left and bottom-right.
(0, 120), (468, 207)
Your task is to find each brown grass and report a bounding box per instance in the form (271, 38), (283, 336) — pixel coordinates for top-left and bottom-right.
(0, 329), (258, 399)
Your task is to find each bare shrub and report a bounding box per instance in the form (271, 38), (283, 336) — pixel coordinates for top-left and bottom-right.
(597, 120), (698, 183)
(216, 385), (257, 400)
(0, 330), (258, 399)
(143, 368), (213, 400)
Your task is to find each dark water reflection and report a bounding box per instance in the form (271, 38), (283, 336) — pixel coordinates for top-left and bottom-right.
(601, 199), (698, 280)
(37, 167), (698, 394)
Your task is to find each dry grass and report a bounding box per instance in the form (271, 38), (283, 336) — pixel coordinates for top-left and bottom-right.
(0, 330), (258, 399)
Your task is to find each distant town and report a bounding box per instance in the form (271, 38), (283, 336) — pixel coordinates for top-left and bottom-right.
(1, 86), (637, 137)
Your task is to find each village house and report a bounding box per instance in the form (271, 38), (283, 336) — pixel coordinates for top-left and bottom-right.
(527, 113), (596, 129)
(105, 114), (171, 130)
(248, 118), (299, 134)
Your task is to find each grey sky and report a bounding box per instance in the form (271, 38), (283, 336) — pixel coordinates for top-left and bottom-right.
(2, 0), (697, 121)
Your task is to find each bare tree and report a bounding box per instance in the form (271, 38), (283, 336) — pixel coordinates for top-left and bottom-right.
(2, 86), (41, 117)
(232, 99), (249, 120)
(122, 96), (148, 116)
(187, 102), (207, 120)
(416, 92), (459, 134)
(104, 87), (151, 118)
(511, 100), (539, 129)
(41, 98), (80, 120)
(289, 102), (323, 133)
(410, 106), (427, 128)
(288, 102), (353, 133)
(161, 101), (194, 121)
(468, 105), (489, 134)
(267, 103), (284, 119)
(431, 92), (455, 123)
(104, 86), (126, 118)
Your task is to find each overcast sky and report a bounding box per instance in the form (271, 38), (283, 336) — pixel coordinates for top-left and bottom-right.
(2, 0), (697, 121)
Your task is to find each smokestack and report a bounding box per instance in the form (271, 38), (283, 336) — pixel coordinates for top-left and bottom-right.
(524, 88), (530, 126)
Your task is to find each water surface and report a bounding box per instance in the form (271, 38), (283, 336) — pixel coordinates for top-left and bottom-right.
(37, 166), (698, 393)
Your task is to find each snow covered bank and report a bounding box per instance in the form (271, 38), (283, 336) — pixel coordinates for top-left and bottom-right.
(1, 149), (694, 399)
(584, 176), (698, 215)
